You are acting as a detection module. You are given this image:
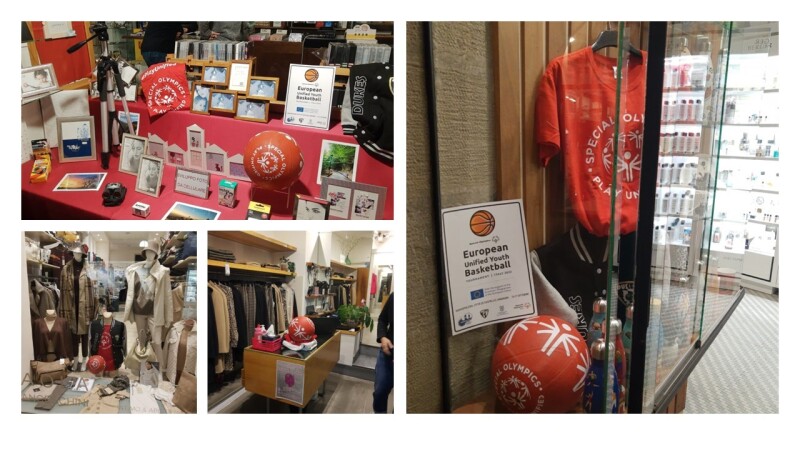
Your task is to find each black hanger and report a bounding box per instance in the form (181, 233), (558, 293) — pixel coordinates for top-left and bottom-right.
(592, 30), (642, 57)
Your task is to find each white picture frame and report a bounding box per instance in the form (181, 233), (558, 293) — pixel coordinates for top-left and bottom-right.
(165, 143), (186, 168)
(226, 153), (250, 182)
(22, 63), (58, 98)
(135, 155), (164, 198)
(203, 144), (227, 175)
(228, 59), (252, 93)
(118, 133), (149, 176)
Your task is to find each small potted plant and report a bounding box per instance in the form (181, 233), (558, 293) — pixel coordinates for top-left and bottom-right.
(336, 304), (374, 331)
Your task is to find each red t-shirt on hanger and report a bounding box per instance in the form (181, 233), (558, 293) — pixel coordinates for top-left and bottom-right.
(535, 47), (647, 237)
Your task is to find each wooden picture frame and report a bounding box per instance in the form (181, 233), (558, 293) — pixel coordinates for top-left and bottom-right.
(235, 97), (269, 123)
(174, 167), (210, 199)
(321, 178), (387, 220)
(248, 76), (279, 101)
(135, 155), (164, 198)
(226, 153), (250, 182)
(191, 84), (211, 114)
(22, 63), (58, 98)
(118, 133), (149, 176)
(147, 133), (166, 159)
(293, 194), (330, 220)
(203, 144), (227, 175)
(228, 59), (253, 93)
(209, 89), (237, 113)
(56, 116), (96, 163)
(165, 143), (186, 168)
(202, 61), (230, 87)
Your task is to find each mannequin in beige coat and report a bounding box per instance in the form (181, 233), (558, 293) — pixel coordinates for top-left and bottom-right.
(124, 240), (172, 373)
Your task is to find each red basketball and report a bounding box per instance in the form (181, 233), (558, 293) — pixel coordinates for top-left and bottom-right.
(492, 315), (590, 413)
(243, 131), (304, 191)
(86, 355), (106, 375)
(287, 316), (316, 344)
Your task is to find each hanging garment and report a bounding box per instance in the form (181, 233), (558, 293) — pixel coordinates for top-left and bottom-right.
(240, 284), (256, 338)
(171, 283), (185, 327)
(31, 317), (73, 362)
(165, 320), (198, 385)
(255, 284), (269, 329)
(272, 284), (286, 333)
(58, 260), (97, 336)
(207, 288), (218, 385)
(30, 280), (57, 320)
(282, 283), (297, 319)
(208, 283), (230, 374)
(89, 318), (126, 370)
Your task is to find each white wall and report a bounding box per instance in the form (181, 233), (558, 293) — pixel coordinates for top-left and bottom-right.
(331, 231), (374, 265)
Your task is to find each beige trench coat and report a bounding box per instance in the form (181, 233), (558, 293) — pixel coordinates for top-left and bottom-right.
(58, 260), (97, 335)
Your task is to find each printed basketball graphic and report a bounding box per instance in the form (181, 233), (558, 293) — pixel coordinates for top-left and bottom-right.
(492, 315), (590, 413)
(304, 69), (319, 82)
(470, 210), (495, 236)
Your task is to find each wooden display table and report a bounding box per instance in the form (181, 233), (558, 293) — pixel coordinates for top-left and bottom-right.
(242, 332), (341, 408)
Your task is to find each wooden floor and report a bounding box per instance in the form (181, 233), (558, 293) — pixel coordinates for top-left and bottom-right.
(222, 372), (393, 414)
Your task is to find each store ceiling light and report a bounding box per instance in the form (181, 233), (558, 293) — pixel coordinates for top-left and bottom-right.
(139, 240), (147, 248)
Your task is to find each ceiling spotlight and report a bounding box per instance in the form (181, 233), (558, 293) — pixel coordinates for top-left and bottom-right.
(139, 240), (147, 248)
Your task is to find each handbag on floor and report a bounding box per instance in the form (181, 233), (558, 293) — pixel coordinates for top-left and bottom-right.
(29, 359), (70, 384)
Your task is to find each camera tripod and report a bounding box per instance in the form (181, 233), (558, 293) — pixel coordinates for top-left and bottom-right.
(68, 22), (134, 169)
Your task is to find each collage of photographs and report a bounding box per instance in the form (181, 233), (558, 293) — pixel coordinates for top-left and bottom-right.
(13, 10), (795, 447)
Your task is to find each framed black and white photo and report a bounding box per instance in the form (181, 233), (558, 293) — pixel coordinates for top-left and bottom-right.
(204, 144), (227, 175)
(209, 90), (237, 113)
(135, 155), (164, 198)
(191, 84), (211, 114)
(174, 167), (210, 199)
(228, 59), (252, 93)
(118, 133), (149, 176)
(22, 63), (58, 98)
(57, 116), (95, 163)
(202, 62), (230, 87)
(321, 178), (387, 220)
(293, 194), (329, 220)
(248, 76), (279, 101)
(235, 97), (269, 123)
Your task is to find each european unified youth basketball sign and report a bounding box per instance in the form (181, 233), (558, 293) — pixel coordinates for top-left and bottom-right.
(441, 200), (537, 335)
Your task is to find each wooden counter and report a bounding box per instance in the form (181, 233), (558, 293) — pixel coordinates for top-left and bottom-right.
(242, 331), (341, 408)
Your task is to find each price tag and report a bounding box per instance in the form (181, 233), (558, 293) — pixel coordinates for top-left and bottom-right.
(225, 263), (230, 276)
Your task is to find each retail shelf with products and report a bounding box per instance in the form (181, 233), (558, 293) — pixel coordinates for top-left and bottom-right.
(209, 231), (296, 253)
(25, 232), (60, 246)
(330, 260), (358, 272)
(172, 256), (197, 270)
(26, 259), (60, 270)
(719, 154), (779, 161)
(208, 260), (294, 277)
(748, 219), (779, 226)
(724, 123), (779, 128)
(330, 276), (356, 282)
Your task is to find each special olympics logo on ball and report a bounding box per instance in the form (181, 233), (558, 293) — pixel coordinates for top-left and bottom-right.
(304, 69), (319, 82)
(470, 210), (495, 236)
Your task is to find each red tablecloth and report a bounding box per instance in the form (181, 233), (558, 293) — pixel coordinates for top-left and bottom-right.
(21, 99), (394, 220)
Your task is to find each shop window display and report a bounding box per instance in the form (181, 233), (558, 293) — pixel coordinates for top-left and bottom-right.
(21, 21), (394, 220)
(207, 230), (394, 413)
(407, 21), (778, 414)
(22, 231), (197, 414)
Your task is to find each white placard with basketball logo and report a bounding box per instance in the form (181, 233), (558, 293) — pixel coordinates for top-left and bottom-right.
(441, 200), (537, 335)
(284, 64), (336, 130)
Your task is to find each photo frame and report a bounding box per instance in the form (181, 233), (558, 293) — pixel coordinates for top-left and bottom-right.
(57, 116), (95, 163)
(191, 84), (211, 114)
(321, 178), (387, 220)
(293, 194), (330, 220)
(165, 143), (186, 168)
(202, 61), (230, 87)
(118, 111), (140, 136)
(189, 148), (203, 169)
(147, 133), (165, 159)
(118, 133), (149, 176)
(226, 154), (250, 182)
(174, 167), (210, 199)
(22, 63), (58, 98)
(228, 59), (253, 93)
(248, 76), (279, 101)
(204, 144), (227, 175)
(135, 155), (164, 198)
(235, 97), (269, 123)
(209, 90), (237, 113)
(186, 124), (205, 150)
(317, 139), (359, 184)
(53, 173), (107, 192)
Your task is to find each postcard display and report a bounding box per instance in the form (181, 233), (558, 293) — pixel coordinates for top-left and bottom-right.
(22, 58), (394, 219)
(22, 231), (198, 413)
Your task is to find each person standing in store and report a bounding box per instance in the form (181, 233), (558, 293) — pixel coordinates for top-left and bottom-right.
(141, 22), (197, 66)
(198, 22), (255, 41)
(373, 293), (394, 413)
